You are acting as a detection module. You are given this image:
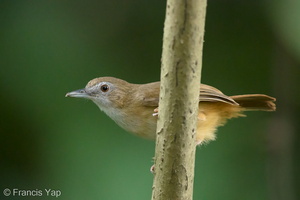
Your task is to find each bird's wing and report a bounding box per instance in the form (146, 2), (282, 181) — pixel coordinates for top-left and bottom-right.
(138, 82), (160, 107)
(141, 82), (238, 107)
(200, 84), (238, 105)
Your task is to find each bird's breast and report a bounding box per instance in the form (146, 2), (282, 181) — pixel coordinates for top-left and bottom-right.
(100, 105), (157, 140)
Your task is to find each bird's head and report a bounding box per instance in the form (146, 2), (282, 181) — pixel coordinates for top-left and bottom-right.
(66, 77), (131, 110)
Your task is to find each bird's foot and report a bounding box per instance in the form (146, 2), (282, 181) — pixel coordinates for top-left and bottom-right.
(152, 108), (159, 116)
(150, 165), (155, 173)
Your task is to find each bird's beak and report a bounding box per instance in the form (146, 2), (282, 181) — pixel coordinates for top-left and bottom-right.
(65, 89), (90, 98)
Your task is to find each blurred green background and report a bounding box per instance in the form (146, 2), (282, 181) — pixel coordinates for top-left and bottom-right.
(1, 1), (299, 200)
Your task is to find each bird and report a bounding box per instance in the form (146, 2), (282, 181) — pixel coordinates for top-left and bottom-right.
(66, 77), (276, 144)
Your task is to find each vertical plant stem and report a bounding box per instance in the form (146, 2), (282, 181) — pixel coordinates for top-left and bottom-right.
(151, 0), (207, 200)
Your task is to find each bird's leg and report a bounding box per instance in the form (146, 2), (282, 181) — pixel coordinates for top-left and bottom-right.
(198, 111), (206, 121)
(150, 108), (159, 173)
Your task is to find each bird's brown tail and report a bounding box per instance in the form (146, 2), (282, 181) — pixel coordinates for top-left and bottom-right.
(231, 94), (276, 111)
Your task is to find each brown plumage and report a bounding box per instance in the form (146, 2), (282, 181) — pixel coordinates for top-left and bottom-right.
(66, 77), (276, 144)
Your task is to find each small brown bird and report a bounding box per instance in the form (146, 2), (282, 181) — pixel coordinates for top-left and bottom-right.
(66, 77), (276, 144)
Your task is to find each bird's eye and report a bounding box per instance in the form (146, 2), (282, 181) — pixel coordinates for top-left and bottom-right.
(100, 84), (109, 92)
